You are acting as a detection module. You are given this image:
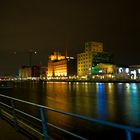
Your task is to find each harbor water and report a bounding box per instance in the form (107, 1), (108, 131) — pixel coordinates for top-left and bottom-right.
(0, 81), (140, 139)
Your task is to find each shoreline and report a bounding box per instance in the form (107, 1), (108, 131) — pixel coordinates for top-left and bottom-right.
(41, 79), (140, 83)
(1, 79), (140, 83)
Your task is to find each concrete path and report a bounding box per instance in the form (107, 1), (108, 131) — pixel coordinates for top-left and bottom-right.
(0, 119), (31, 140)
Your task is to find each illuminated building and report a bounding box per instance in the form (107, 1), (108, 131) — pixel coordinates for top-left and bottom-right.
(129, 65), (140, 80)
(92, 63), (115, 74)
(91, 63), (116, 80)
(49, 52), (65, 61)
(19, 65), (40, 80)
(47, 52), (66, 77)
(47, 52), (77, 79)
(115, 65), (130, 80)
(114, 65), (140, 80)
(77, 41), (103, 79)
(19, 66), (31, 80)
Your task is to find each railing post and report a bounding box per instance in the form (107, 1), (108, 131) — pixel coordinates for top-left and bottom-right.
(40, 107), (48, 140)
(11, 99), (18, 130)
(125, 130), (132, 140)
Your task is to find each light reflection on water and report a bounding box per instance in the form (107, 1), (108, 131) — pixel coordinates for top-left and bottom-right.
(46, 82), (140, 127)
(124, 83), (140, 126)
(1, 81), (140, 127)
(96, 83), (106, 119)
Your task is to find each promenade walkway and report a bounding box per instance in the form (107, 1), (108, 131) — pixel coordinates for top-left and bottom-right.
(0, 119), (31, 140)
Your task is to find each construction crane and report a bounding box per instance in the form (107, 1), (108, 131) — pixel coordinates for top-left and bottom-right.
(13, 49), (38, 67)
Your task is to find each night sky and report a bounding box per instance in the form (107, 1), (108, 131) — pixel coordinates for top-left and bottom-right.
(0, 0), (140, 75)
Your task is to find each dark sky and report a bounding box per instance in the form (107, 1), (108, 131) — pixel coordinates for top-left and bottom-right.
(0, 0), (140, 75)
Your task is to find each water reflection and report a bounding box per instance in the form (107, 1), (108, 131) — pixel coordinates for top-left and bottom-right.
(124, 83), (140, 126)
(96, 83), (107, 119)
(2, 81), (140, 128)
(106, 83), (116, 121)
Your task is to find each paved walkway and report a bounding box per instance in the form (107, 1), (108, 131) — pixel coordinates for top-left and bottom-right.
(0, 119), (31, 140)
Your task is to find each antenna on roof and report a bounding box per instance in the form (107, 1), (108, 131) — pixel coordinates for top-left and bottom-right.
(65, 40), (68, 58)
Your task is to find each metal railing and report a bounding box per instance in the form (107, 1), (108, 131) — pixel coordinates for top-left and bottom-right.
(0, 94), (140, 140)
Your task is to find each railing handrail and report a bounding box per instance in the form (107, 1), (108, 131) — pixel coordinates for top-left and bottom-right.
(0, 93), (140, 139)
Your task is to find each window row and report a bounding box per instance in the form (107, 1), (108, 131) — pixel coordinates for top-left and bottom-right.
(78, 69), (88, 71)
(78, 61), (91, 64)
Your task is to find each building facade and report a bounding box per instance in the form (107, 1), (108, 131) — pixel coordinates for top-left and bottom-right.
(77, 41), (103, 79)
(129, 65), (140, 80)
(47, 52), (77, 79)
(19, 65), (40, 80)
(91, 63), (116, 80)
(19, 66), (31, 80)
(116, 65), (140, 80)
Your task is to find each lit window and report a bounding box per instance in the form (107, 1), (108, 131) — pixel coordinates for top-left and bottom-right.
(131, 70), (136, 79)
(119, 68), (123, 73)
(99, 70), (102, 73)
(125, 68), (129, 73)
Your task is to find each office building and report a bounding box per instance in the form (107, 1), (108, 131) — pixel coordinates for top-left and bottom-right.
(77, 41), (103, 79)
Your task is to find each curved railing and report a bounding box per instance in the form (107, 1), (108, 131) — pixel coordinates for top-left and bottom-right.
(0, 94), (140, 140)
